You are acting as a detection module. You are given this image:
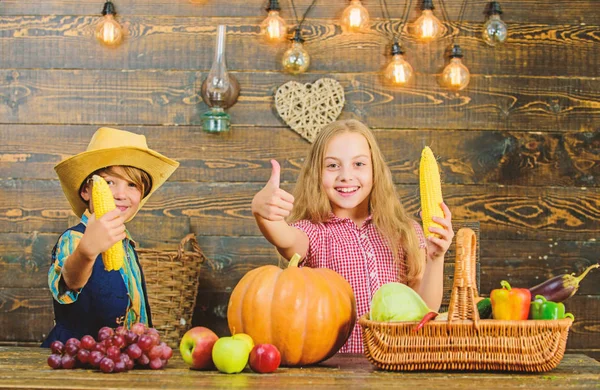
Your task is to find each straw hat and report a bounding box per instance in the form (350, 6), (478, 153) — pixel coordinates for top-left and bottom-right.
(55, 127), (179, 220)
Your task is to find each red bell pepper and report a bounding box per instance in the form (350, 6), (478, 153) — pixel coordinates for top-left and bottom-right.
(490, 280), (531, 320)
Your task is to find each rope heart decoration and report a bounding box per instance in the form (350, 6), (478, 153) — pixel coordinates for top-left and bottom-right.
(275, 78), (345, 143)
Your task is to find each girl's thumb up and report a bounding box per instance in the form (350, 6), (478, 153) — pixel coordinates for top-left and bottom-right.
(267, 159), (281, 189)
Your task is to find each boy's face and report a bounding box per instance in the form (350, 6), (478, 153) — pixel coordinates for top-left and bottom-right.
(81, 166), (143, 222)
(321, 131), (373, 222)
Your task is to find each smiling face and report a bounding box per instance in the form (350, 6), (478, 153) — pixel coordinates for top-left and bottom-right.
(322, 131), (373, 224)
(81, 166), (143, 222)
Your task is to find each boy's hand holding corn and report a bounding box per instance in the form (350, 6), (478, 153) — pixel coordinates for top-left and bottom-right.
(77, 174), (126, 270)
(78, 208), (126, 262)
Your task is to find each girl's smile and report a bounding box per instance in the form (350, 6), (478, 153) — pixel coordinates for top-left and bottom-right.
(335, 186), (360, 196)
(322, 131), (373, 225)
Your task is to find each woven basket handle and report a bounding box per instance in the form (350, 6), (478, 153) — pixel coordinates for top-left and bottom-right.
(447, 228), (480, 327)
(177, 233), (200, 256)
(176, 233), (215, 269)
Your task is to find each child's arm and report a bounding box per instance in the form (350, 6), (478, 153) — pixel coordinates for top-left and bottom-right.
(412, 248), (445, 310)
(62, 208), (126, 290)
(412, 202), (454, 310)
(252, 160), (309, 260)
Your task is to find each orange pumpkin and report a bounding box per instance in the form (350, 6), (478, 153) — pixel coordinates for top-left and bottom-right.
(227, 254), (356, 366)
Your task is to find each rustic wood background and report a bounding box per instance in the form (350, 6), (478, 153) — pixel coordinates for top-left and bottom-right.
(0, 0), (598, 360)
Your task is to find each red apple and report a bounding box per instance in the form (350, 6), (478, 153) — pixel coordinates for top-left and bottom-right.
(248, 344), (281, 374)
(179, 326), (219, 370)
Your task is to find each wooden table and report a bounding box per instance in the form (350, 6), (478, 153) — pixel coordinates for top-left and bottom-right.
(1, 347), (599, 389)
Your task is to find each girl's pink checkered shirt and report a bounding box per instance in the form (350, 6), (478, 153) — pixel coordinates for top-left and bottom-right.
(293, 214), (426, 354)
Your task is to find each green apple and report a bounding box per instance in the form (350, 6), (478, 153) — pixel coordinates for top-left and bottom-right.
(232, 333), (254, 353)
(212, 336), (251, 374)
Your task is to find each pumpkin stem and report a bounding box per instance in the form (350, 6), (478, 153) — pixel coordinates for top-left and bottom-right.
(288, 253), (301, 268)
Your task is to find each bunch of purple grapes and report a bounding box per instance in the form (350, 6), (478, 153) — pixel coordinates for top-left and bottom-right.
(47, 323), (173, 373)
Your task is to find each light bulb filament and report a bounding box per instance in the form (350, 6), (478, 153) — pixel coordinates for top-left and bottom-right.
(449, 66), (461, 86)
(393, 64), (408, 84)
(349, 8), (363, 28)
(384, 52), (413, 86)
(341, 0), (370, 31)
(422, 18), (434, 38)
(262, 10), (287, 43)
(413, 9), (441, 41)
(267, 18), (283, 39)
(441, 56), (470, 91)
(103, 21), (117, 43)
(96, 14), (123, 46)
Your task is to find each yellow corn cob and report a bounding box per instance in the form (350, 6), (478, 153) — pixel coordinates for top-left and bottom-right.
(91, 175), (124, 271)
(419, 146), (444, 238)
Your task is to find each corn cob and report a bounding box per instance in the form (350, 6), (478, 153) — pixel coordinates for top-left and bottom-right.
(91, 175), (124, 271)
(419, 146), (444, 238)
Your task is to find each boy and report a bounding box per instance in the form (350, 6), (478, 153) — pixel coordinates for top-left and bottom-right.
(42, 127), (179, 346)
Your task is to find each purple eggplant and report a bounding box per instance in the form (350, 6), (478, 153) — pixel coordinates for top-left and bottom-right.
(529, 263), (599, 302)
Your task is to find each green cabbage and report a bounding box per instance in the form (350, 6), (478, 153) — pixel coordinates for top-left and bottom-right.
(370, 282), (431, 322)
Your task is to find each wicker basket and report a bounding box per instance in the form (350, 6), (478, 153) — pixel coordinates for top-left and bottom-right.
(359, 228), (573, 372)
(137, 233), (210, 348)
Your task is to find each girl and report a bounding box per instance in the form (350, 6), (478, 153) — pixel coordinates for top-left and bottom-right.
(42, 127), (179, 346)
(252, 119), (453, 353)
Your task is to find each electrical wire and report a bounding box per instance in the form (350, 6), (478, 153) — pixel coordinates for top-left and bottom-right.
(439, 0), (469, 45)
(380, 0), (413, 42)
(289, 0), (318, 32)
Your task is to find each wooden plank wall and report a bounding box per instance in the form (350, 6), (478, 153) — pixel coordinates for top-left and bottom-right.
(1, 0), (598, 360)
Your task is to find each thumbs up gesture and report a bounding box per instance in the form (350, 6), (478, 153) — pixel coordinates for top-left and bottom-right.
(251, 160), (295, 221)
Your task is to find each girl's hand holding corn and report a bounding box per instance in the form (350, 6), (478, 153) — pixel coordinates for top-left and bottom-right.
(425, 202), (453, 261)
(419, 147), (453, 262)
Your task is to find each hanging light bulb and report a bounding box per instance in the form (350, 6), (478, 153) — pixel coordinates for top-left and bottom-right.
(341, 0), (370, 32)
(412, 0), (443, 42)
(261, 0), (288, 43)
(441, 45), (470, 90)
(95, 1), (124, 46)
(282, 29), (310, 74)
(384, 41), (413, 86)
(482, 1), (508, 46)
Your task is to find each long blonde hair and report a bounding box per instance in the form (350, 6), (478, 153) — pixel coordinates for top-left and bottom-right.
(289, 119), (424, 284)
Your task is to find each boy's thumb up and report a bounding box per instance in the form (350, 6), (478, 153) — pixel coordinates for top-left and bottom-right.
(267, 159), (281, 188)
